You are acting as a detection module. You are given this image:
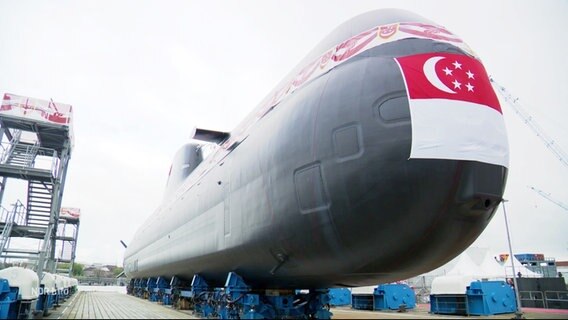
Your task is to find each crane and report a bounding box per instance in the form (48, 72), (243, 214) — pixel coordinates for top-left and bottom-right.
(490, 77), (568, 169)
(528, 186), (568, 211)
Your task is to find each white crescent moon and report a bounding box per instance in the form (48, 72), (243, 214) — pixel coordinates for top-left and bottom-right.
(423, 56), (456, 94)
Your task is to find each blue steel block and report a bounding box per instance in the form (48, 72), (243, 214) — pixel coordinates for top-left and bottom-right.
(429, 295), (467, 315)
(328, 288), (351, 306)
(308, 290), (332, 320)
(179, 290), (192, 298)
(0, 285), (19, 320)
(149, 290), (159, 302)
(162, 291), (172, 305)
(4, 282), (20, 295)
(0, 279), (13, 320)
(156, 277), (169, 289)
(240, 294), (264, 319)
(156, 277), (170, 292)
(241, 295), (265, 320)
(190, 274), (209, 292)
(373, 284), (416, 310)
(243, 294), (259, 307)
(224, 272), (250, 296)
(175, 272), (333, 319)
(0, 301), (9, 320)
(46, 294), (54, 310)
(36, 292), (54, 316)
(53, 292), (60, 307)
(351, 294), (374, 310)
(134, 278), (147, 298)
(272, 295), (292, 309)
(36, 294), (46, 313)
(241, 310), (264, 319)
(264, 295), (301, 318)
(466, 281), (516, 316)
(146, 277), (157, 291)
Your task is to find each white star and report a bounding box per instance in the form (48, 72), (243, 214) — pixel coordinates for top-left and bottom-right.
(452, 79), (462, 89)
(442, 67), (453, 76)
(466, 83), (474, 92)
(452, 61), (462, 70)
(466, 70), (475, 79)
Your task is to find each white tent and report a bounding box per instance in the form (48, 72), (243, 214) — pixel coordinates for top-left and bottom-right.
(446, 251), (484, 276)
(488, 253), (542, 279)
(447, 248), (542, 279)
(431, 248), (542, 295)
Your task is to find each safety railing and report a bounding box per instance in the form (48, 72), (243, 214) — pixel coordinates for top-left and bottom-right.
(0, 206), (14, 253)
(0, 129), (23, 162)
(12, 201), (27, 226)
(51, 149), (60, 178)
(0, 201), (26, 226)
(56, 220), (78, 238)
(0, 201), (27, 257)
(0, 206), (10, 224)
(504, 266), (551, 278)
(9, 129), (22, 145)
(519, 290), (546, 308)
(544, 291), (568, 309)
(0, 141), (60, 178)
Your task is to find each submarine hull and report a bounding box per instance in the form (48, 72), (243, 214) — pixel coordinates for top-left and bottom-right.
(124, 9), (508, 289)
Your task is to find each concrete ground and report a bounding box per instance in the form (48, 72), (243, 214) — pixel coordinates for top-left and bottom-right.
(331, 305), (568, 319)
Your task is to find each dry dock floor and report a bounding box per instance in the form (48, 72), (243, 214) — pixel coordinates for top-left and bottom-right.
(44, 290), (196, 319)
(43, 287), (568, 319)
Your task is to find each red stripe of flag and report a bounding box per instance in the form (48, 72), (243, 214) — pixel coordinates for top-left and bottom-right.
(396, 53), (501, 114)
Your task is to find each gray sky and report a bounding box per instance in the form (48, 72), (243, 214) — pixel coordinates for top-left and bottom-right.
(0, 0), (567, 267)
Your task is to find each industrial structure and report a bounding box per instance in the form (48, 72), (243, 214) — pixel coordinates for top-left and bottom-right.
(514, 253), (558, 278)
(0, 93), (76, 279)
(54, 208), (80, 276)
(490, 78), (568, 169)
(529, 186), (568, 212)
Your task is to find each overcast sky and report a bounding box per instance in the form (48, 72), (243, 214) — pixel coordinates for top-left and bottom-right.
(0, 0), (566, 268)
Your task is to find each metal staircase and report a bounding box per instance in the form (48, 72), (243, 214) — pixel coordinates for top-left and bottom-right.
(26, 181), (53, 227)
(0, 204), (19, 256)
(0, 93), (74, 279)
(54, 210), (80, 276)
(3, 142), (39, 168)
(0, 200), (48, 264)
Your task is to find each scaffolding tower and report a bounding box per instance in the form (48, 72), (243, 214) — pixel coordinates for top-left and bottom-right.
(0, 93), (74, 279)
(55, 207), (80, 276)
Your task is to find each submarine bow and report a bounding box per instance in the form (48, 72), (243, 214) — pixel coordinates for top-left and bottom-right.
(124, 8), (508, 289)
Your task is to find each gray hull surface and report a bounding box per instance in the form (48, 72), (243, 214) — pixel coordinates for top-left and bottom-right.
(124, 9), (507, 289)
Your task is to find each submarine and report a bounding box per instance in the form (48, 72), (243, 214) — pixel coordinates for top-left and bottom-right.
(124, 8), (509, 290)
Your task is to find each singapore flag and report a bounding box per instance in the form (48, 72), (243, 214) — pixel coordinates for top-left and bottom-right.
(395, 53), (509, 167)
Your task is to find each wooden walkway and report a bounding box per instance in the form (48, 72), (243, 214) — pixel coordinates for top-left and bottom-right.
(45, 291), (197, 319)
(43, 289), (568, 319)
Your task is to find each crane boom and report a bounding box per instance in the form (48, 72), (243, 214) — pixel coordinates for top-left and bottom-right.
(490, 78), (568, 169)
(529, 186), (568, 211)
